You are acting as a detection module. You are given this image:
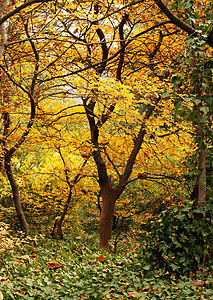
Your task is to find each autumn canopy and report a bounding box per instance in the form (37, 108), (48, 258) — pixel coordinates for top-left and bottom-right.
(0, 0), (212, 249)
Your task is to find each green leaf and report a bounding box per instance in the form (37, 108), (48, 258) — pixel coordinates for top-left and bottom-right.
(193, 99), (201, 105)
(200, 106), (209, 114)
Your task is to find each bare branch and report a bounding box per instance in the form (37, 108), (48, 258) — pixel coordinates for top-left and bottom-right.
(0, 0), (52, 26)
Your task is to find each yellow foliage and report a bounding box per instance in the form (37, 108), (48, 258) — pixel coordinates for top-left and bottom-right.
(0, 223), (15, 253)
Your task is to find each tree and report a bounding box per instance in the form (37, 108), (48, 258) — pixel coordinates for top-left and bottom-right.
(1, 0), (211, 245)
(0, 0), (55, 233)
(61, 1), (190, 248)
(167, 0), (213, 204)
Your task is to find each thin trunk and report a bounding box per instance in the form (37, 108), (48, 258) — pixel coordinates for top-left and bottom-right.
(51, 150), (88, 240)
(4, 152), (29, 234)
(198, 149), (206, 204)
(52, 188), (72, 239)
(0, 0), (7, 60)
(192, 53), (206, 204)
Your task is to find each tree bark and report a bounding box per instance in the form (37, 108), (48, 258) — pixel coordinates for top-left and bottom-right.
(51, 188), (72, 240)
(84, 11), (161, 249)
(52, 186), (73, 240)
(0, 0), (7, 60)
(4, 151), (29, 234)
(198, 149), (206, 204)
(0, 0), (52, 26)
(99, 182), (117, 248)
(153, 0), (213, 49)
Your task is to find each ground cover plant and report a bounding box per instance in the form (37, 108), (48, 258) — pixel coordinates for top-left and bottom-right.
(0, 214), (213, 299)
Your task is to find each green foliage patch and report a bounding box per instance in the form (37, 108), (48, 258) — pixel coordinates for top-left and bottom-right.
(145, 202), (213, 276)
(0, 231), (212, 299)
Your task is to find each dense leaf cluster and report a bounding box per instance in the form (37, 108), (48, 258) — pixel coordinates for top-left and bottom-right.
(146, 202), (213, 276)
(0, 233), (213, 299)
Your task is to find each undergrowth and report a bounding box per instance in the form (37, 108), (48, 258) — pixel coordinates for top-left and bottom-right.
(0, 230), (213, 299)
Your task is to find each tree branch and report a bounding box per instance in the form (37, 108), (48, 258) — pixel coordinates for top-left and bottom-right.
(0, 0), (7, 59)
(116, 13), (129, 82)
(96, 28), (109, 74)
(0, 0), (52, 26)
(153, 0), (213, 48)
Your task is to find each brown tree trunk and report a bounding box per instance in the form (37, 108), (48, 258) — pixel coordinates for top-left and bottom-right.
(198, 149), (206, 204)
(4, 152), (29, 234)
(99, 183), (117, 249)
(52, 188), (72, 240)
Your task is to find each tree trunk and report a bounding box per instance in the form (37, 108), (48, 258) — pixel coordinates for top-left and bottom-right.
(198, 149), (206, 204)
(0, 0), (7, 60)
(99, 184), (117, 249)
(4, 152), (29, 234)
(52, 188), (72, 240)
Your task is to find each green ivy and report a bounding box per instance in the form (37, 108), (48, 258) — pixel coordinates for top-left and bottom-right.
(145, 202), (213, 276)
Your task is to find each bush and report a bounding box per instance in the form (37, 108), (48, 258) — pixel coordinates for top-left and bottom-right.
(145, 202), (213, 275)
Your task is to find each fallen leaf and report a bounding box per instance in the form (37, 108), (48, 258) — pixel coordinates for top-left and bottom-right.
(96, 256), (105, 263)
(191, 279), (204, 286)
(14, 260), (25, 265)
(47, 261), (64, 270)
(14, 290), (27, 295)
(111, 293), (120, 299)
(127, 291), (139, 298)
(29, 254), (39, 258)
(80, 292), (87, 298)
(20, 255), (30, 260)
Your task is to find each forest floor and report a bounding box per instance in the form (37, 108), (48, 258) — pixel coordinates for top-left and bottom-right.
(0, 228), (212, 299)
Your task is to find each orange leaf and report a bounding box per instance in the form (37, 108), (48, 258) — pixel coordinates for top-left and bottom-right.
(111, 293), (120, 299)
(14, 260), (25, 265)
(29, 254), (39, 259)
(138, 173), (147, 180)
(191, 279), (204, 286)
(96, 256), (105, 263)
(14, 290), (27, 295)
(47, 261), (64, 270)
(127, 291), (139, 298)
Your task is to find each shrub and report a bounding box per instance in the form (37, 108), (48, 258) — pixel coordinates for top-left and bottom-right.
(145, 202), (213, 275)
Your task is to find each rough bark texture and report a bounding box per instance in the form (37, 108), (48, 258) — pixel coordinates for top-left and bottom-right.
(4, 152), (29, 234)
